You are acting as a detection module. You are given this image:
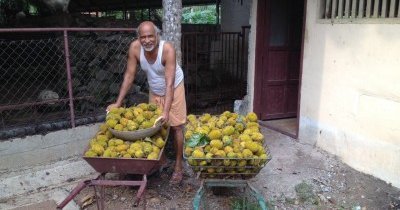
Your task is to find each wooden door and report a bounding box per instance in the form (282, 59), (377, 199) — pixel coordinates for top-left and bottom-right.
(254, 0), (304, 120)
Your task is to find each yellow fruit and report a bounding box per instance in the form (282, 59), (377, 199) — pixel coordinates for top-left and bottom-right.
(224, 146), (234, 154)
(257, 147), (266, 156)
(246, 122), (259, 129)
(216, 120), (225, 128)
(116, 144), (128, 152)
(192, 149), (205, 158)
(91, 144), (104, 155)
(235, 123), (245, 132)
(147, 152), (159, 160)
(119, 118), (129, 127)
(205, 152), (213, 161)
(219, 115), (227, 122)
(195, 127), (208, 135)
(96, 135), (108, 142)
(161, 127), (168, 138)
(85, 150), (97, 157)
(208, 129), (222, 140)
(148, 103), (158, 111)
(210, 147), (219, 154)
(242, 149), (253, 158)
(246, 112), (258, 122)
(204, 145), (211, 153)
(134, 150), (144, 158)
(185, 147), (193, 156)
(245, 141), (260, 153)
(127, 148), (136, 156)
(199, 160), (208, 166)
(135, 115), (145, 124)
(239, 134), (252, 142)
(143, 144), (153, 155)
(210, 139), (223, 150)
(140, 121), (153, 129)
(227, 152), (237, 158)
(142, 111), (154, 120)
(200, 113), (211, 123)
(222, 126), (235, 136)
(124, 111), (134, 120)
(102, 150), (112, 157)
(105, 130), (113, 139)
(137, 103), (149, 111)
(230, 160), (237, 167)
(184, 130), (193, 140)
(152, 146), (160, 154)
(207, 168), (215, 173)
(238, 160), (247, 167)
(251, 132), (264, 142)
(155, 137), (166, 149)
(115, 139), (124, 145)
(187, 114), (197, 122)
(130, 142), (142, 150)
(188, 158), (198, 166)
(223, 159), (231, 166)
(126, 120), (138, 131)
(214, 150), (226, 158)
(99, 123), (108, 132)
(222, 111), (231, 118)
(226, 118), (236, 126)
(123, 153), (131, 158)
(114, 124), (124, 131)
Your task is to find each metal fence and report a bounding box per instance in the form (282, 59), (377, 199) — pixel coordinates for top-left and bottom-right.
(182, 26), (250, 114)
(0, 27), (249, 139)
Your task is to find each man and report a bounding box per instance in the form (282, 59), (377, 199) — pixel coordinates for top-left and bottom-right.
(107, 21), (186, 184)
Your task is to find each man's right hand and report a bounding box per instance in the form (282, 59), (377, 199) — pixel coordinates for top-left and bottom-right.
(106, 103), (121, 113)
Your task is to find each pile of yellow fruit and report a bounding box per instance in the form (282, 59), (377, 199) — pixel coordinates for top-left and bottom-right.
(84, 127), (168, 159)
(184, 111), (269, 175)
(105, 103), (162, 131)
(84, 103), (168, 159)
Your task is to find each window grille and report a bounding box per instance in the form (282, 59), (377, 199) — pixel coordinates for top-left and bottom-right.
(321, 0), (400, 20)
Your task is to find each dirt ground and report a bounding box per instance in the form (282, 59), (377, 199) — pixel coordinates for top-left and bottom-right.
(72, 127), (400, 210)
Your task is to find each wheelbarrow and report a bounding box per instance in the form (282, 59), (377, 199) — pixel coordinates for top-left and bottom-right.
(57, 128), (169, 209)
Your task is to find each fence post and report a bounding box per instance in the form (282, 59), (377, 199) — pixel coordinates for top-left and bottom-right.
(63, 30), (76, 127)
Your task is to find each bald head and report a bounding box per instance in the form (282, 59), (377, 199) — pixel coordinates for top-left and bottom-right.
(137, 21), (161, 37)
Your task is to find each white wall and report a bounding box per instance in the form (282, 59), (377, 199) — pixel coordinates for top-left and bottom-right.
(246, 0), (400, 188)
(299, 1), (400, 188)
(0, 124), (99, 174)
(221, 0), (252, 32)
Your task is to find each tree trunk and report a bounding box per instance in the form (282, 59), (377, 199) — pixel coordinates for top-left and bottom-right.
(162, 0), (182, 65)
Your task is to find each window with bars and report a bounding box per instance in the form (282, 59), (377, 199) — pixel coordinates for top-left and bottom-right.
(320, 0), (400, 21)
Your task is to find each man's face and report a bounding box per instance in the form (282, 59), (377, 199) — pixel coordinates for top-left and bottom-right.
(139, 24), (158, 52)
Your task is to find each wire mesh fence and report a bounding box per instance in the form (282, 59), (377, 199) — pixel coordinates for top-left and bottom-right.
(0, 27), (249, 139)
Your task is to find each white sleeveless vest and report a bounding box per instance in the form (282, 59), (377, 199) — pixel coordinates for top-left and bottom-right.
(139, 40), (184, 96)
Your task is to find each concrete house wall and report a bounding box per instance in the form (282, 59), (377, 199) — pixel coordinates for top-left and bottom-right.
(247, 0), (400, 188)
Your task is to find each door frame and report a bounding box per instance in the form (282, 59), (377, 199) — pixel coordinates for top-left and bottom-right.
(254, 0), (307, 139)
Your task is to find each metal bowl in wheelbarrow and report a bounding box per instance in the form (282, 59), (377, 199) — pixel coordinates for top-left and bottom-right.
(83, 127), (169, 175)
(108, 117), (163, 141)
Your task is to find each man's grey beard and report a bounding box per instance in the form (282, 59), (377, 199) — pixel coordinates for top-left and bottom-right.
(143, 45), (155, 52)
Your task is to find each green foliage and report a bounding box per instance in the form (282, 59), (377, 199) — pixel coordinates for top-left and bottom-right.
(182, 5), (218, 24)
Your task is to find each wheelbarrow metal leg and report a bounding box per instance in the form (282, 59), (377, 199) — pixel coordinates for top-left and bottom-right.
(56, 180), (90, 209)
(134, 174), (147, 207)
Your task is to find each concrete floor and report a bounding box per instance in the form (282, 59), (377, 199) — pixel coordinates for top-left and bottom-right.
(1, 126), (399, 209)
(260, 118), (298, 137)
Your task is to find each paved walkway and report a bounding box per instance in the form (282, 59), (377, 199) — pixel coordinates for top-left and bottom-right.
(1, 127), (399, 209)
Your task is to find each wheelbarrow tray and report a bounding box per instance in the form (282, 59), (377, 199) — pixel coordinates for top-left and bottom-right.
(83, 127), (169, 175)
(83, 154), (166, 175)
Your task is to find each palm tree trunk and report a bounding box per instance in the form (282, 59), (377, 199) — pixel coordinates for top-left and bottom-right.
(162, 0), (182, 65)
